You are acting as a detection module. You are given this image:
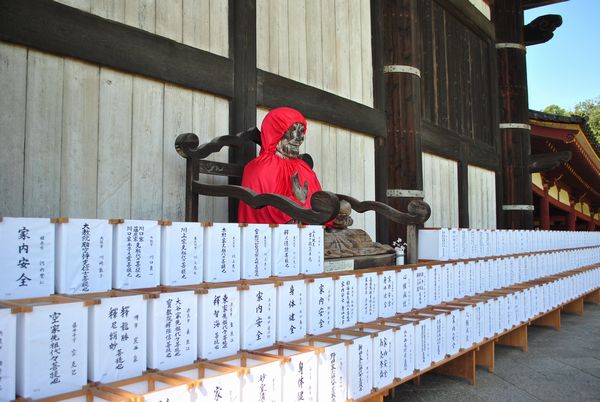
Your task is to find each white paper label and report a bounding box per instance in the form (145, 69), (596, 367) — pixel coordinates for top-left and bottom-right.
(198, 287), (240, 359)
(282, 351), (317, 402)
(357, 272), (378, 323)
(299, 225), (324, 275)
(395, 323), (415, 379)
(160, 222), (203, 286)
(378, 271), (397, 319)
(277, 280), (306, 342)
(373, 329), (395, 389)
(240, 224), (271, 280)
(0, 217), (54, 299)
(0, 309), (16, 401)
(272, 224), (300, 277)
(195, 370), (241, 402)
(113, 220), (160, 289)
(241, 284), (276, 350)
(204, 223), (240, 282)
(413, 266), (428, 309)
(316, 343), (347, 402)
(396, 269), (413, 313)
(241, 361), (281, 402)
(347, 335), (372, 400)
(307, 277), (334, 335)
(334, 275), (357, 328)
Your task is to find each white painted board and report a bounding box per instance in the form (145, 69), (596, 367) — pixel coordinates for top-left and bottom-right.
(113, 220), (160, 289)
(413, 266), (428, 309)
(299, 225), (324, 275)
(306, 277), (334, 335)
(357, 272), (378, 323)
(0, 217), (54, 299)
(17, 302), (88, 399)
(147, 291), (197, 370)
(277, 280), (306, 342)
(373, 328), (395, 389)
(334, 275), (358, 328)
(394, 322), (415, 379)
(314, 341), (347, 402)
(56, 218), (113, 295)
(198, 286), (240, 359)
(240, 224), (271, 280)
(347, 335), (373, 400)
(280, 350), (317, 402)
(378, 270), (396, 319)
(160, 222), (204, 286)
(88, 294), (147, 383)
(271, 224), (300, 277)
(240, 283), (277, 350)
(204, 223), (241, 282)
(397, 269), (413, 313)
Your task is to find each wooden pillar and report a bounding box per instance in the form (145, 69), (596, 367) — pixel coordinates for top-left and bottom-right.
(587, 211), (596, 231)
(540, 184), (550, 230)
(493, 0), (534, 229)
(567, 201), (577, 231)
(434, 350), (477, 385)
(562, 296), (584, 316)
(382, 0), (423, 253)
(476, 340), (496, 373)
(497, 323), (528, 352)
(531, 307), (560, 331)
(228, 0), (258, 221)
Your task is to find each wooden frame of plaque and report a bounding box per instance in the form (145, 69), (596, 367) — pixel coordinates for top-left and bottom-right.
(95, 373), (194, 401)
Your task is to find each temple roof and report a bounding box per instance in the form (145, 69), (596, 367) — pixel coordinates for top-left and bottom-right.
(522, 0), (568, 10)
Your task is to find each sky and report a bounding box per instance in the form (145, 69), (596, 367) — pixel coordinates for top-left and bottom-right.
(525, 0), (600, 112)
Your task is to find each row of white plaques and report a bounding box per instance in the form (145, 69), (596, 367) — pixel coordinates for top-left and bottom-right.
(0, 217), (324, 299)
(2, 266), (599, 402)
(418, 227), (600, 261)
(0, 246), (598, 400)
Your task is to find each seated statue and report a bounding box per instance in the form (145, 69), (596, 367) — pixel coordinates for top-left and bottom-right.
(238, 107), (394, 261)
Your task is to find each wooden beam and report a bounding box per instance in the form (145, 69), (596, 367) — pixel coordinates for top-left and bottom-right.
(476, 340), (496, 373)
(531, 308), (561, 331)
(433, 349), (477, 385)
(441, 0), (495, 40)
(584, 289), (600, 305)
(497, 324), (528, 352)
(562, 297), (584, 316)
(529, 151), (571, 173)
(257, 70), (386, 138)
(0, 0), (234, 98)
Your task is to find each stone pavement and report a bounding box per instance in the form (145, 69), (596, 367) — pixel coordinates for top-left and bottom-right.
(385, 303), (600, 402)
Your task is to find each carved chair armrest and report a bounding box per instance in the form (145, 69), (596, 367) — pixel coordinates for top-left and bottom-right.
(335, 194), (431, 225)
(192, 181), (340, 225)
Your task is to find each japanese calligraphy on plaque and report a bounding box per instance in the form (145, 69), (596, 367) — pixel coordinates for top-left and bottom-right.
(393, 322), (415, 379)
(396, 269), (413, 314)
(194, 369), (241, 402)
(239, 357), (281, 402)
(241, 283), (276, 350)
(88, 294), (147, 383)
(240, 224), (271, 280)
(306, 277), (334, 335)
(280, 350), (317, 402)
(161, 222), (204, 286)
(277, 280), (306, 342)
(299, 225), (324, 275)
(313, 341), (347, 402)
(147, 291), (198, 370)
(412, 266), (428, 309)
(56, 218), (113, 294)
(0, 217), (54, 299)
(113, 220), (160, 289)
(378, 270), (396, 319)
(372, 328), (394, 389)
(357, 272), (378, 323)
(346, 334), (372, 400)
(198, 287), (240, 359)
(271, 224), (300, 277)
(333, 275), (357, 329)
(204, 223), (241, 282)
(16, 302), (88, 399)
(0, 308), (16, 402)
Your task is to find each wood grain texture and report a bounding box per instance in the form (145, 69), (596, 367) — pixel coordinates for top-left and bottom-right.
(125, 0), (156, 32)
(0, 43), (27, 216)
(468, 164), (497, 229)
(422, 152), (459, 228)
(60, 59), (100, 217)
(23, 50), (64, 217)
(97, 68), (133, 219)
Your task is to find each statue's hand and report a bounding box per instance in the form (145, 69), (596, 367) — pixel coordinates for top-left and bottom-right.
(291, 172), (309, 203)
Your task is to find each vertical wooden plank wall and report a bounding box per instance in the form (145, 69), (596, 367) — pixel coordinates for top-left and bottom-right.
(468, 165), (497, 229)
(422, 152), (459, 228)
(0, 0), (230, 222)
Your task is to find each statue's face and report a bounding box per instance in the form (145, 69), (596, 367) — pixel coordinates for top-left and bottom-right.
(276, 122), (305, 159)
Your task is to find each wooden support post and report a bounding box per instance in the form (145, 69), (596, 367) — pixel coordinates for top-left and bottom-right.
(540, 185), (550, 230)
(433, 350), (476, 385)
(497, 324), (528, 352)
(584, 289), (600, 305)
(562, 297), (584, 316)
(531, 308), (561, 331)
(476, 340), (496, 373)
(362, 389), (389, 402)
(412, 375), (421, 386)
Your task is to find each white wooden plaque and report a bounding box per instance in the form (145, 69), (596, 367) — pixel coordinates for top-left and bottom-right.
(480, 260), (490, 292)
(281, 350), (317, 402)
(0, 217), (54, 299)
(466, 261), (476, 296)
(449, 228), (461, 260)
(204, 223), (241, 283)
(194, 368), (241, 402)
(334, 275), (357, 328)
(444, 310), (460, 356)
(459, 306), (474, 349)
(56, 218), (113, 295)
(430, 315), (446, 363)
(314, 341), (347, 402)
(373, 328), (395, 389)
(299, 225), (324, 275)
(455, 262), (466, 298)
(473, 302), (484, 343)
(198, 286), (240, 359)
(417, 228), (449, 260)
(426, 266), (436, 306)
(89, 294), (146, 383)
(240, 283), (276, 350)
(396, 269), (413, 313)
(347, 335), (373, 400)
(412, 318), (432, 371)
(460, 229), (470, 259)
(357, 272), (378, 323)
(240, 359), (281, 402)
(306, 277), (334, 335)
(277, 280), (306, 342)
(395, 323), (415, 379)
(0, 308), (16, 402)
(440, 264), (450, 302)
(240, 224), (271, 280)
(433, 264), (443, 305)
(271, 224), (300, 277)
(412, 266), (428, 309)
(113, 220), (160, 289)
(498, 296), (509, 331)
(147, 291), (197, 370)
(378, 270), (397, 319)
(160, 222), (203, 286)
(16, 302), (88, 399)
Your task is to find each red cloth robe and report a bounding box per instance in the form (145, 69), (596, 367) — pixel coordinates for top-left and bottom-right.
(238, 107), (324, 224)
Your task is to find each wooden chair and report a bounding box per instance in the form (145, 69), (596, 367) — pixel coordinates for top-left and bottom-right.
(175, 129), (431, 262)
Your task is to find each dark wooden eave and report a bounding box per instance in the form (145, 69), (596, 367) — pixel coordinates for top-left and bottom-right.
(524, 14), (562, 46)
(522, 0), (568, 10)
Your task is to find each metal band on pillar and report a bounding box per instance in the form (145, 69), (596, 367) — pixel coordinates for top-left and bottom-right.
(383, 65), (421, 78)
(502, 205), (535, 211)
(495, 43), (527, 52)
(387, 189), (424, 198)
(499, 123), (531, 130)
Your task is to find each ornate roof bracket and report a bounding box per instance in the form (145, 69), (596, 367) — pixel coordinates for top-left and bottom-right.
(529, 151), (572, 173)
(524, 14), (563, 46)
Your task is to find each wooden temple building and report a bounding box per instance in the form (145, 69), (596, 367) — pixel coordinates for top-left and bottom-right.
(0, 0), (594, 243)
(530, 110), (600, 231)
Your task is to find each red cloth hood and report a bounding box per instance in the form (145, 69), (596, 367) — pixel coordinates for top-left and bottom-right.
(238, 107), (323, 224)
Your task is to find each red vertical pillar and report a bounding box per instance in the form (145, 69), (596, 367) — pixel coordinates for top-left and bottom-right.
(567, 201), (576, 231)
(540, 185), (550, 230)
